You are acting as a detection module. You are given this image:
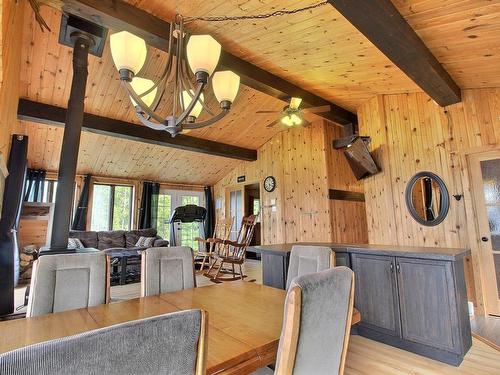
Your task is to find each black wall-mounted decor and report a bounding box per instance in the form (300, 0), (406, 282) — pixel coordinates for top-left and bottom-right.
(405, 171), (450, 226)
(0, 135), (28, 316)
(329, 189), (365, 202)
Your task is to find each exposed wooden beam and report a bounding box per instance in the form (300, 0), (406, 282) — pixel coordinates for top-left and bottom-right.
(17, 99), (257, 161)
(42, 0), (357, 125)
(327, 0), (461, 107)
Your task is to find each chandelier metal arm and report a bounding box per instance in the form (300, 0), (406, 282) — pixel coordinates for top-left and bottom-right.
(182, 109), (228, 129)
(124, 81), (165, 123)
(135, 111), (168, 131)
(174, 81), (206, 127)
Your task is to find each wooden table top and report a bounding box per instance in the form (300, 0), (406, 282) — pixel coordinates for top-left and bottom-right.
(0, 282), (360, 374)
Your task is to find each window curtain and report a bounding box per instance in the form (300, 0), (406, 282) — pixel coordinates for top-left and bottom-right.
(139, 182), (160, 229)
(204, 186), (215, 239)
(71, 174), (92, 231)
(23, 169), (46, 202)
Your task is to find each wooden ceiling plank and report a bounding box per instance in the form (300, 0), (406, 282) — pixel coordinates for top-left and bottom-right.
(327, 0), (461, 106)
(45, 0), (357, 125)
(17, 99), (257, 161)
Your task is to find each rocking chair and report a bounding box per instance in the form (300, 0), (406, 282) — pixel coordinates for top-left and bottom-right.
(205, 214), (257, 282)
(194, 217), (233, 273)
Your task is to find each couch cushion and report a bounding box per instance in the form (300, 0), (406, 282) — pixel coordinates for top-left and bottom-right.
(68, 231), (98, 248)
(125, 228), (157, 248)
(97, 231), (126, 250)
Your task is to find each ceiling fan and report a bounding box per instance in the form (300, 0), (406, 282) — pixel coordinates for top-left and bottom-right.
(256, 97), (329, 129)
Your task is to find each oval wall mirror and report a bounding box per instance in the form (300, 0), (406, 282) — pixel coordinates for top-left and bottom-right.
(405, 171), (450, 226)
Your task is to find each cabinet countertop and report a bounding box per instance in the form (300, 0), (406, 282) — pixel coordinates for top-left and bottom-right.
(249, 243), (470, 261)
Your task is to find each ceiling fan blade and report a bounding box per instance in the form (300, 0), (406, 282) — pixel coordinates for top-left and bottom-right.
(266, 119), (280, 128)
(302, 105), (331, 114)
(256, 110), (280, 114)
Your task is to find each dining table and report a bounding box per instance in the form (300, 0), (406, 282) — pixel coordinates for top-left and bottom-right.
(0, 281), (360, 374)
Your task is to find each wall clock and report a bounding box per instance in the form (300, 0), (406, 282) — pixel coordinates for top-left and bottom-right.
(263, 176), (276, 192)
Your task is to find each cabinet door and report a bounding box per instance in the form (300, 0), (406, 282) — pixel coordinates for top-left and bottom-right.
(351, 254), (401, 337)
(396, 258), (458, 352)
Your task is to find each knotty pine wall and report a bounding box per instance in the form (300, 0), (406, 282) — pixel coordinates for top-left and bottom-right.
(213, 120), (369, 245)
(358, 88), (500, 310)
(0, 0), (24, 156)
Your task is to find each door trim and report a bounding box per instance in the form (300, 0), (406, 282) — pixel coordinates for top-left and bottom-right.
(463, 147), (500, 316)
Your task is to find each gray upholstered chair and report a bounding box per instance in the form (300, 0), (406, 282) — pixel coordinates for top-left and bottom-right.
(27, 252), (109, 317)
(286, 245), (335, 289)
(274, 267), (355, 375)
(141, 246), (196, 297)
(0, 309), (208, 375)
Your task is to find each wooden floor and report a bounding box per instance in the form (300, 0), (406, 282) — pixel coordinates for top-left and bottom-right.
(12, 259), (500, 374)
(345, 336), (500, 375)
(471, 315), (500, 351)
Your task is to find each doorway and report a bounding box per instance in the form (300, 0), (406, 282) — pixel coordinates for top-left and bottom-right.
(225, 182), (262, 245)
(468, 149), (500, 316)
(244, 183), (261, 246)
(156, 189), (205, 248)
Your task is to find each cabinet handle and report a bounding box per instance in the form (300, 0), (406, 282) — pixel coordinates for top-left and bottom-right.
(390, 263), (394, 273)
(396, 263), (401, 273)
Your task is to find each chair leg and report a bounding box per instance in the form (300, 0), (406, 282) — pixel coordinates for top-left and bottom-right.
(239, 263), (244, 280)
(212, 261), (224, 282)
(200, 255), (208, 271)
(231, 263), (236, 278)
(205, 258), (217, 277)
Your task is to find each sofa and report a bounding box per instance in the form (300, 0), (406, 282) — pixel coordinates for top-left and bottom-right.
(69, 228), (169, 254)
(68, 228), (169, 285)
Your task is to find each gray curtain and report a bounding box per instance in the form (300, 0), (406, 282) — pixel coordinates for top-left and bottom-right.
(139, 182), (160, 229)
(204, 186), (215, 239)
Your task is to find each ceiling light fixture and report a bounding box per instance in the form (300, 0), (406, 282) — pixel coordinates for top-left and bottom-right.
(109, 15), (240, 137)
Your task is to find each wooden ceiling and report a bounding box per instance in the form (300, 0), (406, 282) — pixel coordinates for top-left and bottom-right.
(19, 1), (500, 184)
(123, 0), (500, 111)
(19, 121), (240, 185)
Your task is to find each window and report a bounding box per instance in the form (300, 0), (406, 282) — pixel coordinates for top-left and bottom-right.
(156, 193), (172, 240)
(91, 184), (133, 231)
(253, 199), (260, 216)
(41, 180), (58, 203)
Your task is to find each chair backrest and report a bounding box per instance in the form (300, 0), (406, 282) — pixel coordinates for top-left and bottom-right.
(0, 309), (208, 375)
(235, 214), (257, 246)
(275, 267), (355, 375)
(228, 214), (257, 260)
(27, 252), (109, 317)
(286, 245), (335, 289)
(214, 217), (233, 241)
(141, 246), (196, 297)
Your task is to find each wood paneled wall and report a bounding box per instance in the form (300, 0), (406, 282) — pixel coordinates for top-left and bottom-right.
(214, 120), (369, 245)
(325, 125), (368, 243)
(0, 0), (24, 156)
(358, 88), (500, 310)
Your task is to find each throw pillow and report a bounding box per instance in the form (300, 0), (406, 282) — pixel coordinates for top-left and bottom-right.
(68, 237), (84, 249)
(135, 236), (156, 248)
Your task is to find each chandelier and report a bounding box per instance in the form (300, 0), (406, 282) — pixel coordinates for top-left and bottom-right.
(109, 15), (240, 137)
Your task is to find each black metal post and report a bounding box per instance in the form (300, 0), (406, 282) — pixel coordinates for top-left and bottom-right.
(50, 33), (94, 251)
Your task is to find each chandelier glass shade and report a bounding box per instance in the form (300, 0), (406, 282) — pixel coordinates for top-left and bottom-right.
(109, 15), (240, 137)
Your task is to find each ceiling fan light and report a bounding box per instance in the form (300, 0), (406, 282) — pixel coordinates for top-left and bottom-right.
(289, 97), (303, 110)
(186, 35), (221, 76)
(212, 71), (240, 103)
(290, 113), (302, 125)
(181, 90), (204, 119)
(130, 77), (157, 107)
(110, 31), (147, 76)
